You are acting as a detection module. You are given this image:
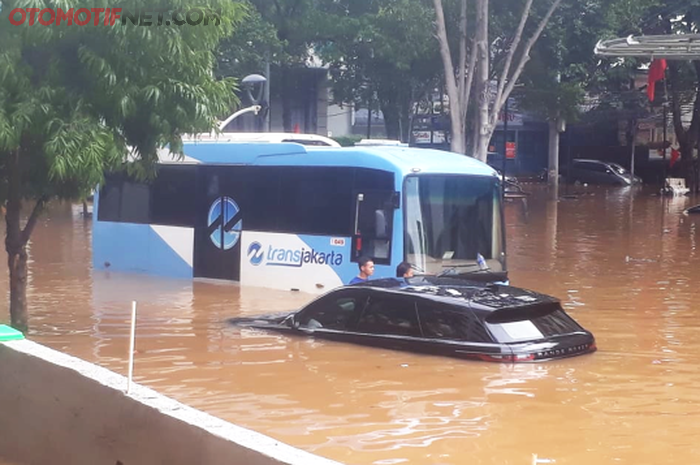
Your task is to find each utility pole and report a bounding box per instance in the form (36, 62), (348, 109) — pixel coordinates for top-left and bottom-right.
(548, 72), (563, 199)
(548, 116), (561, 198)
(264, 55), (271, 132)
(501, 98), (508, 201)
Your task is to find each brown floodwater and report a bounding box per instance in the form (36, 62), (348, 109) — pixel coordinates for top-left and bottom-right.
(2, 185), (700, 465)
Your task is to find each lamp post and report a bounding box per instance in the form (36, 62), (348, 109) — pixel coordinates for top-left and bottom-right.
(241, 74), (268, 132)
(219, 74), (268, 132)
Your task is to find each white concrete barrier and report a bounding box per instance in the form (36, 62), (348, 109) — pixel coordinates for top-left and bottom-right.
(0, 339), (344, 465)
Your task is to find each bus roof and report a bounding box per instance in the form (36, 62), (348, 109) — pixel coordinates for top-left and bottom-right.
(156, 142), (497, 177)
(182, 132), (341, 147)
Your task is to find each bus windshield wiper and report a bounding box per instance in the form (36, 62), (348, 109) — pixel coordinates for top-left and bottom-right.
(441, 263), (481, 268)
(438, 263), (480, 277)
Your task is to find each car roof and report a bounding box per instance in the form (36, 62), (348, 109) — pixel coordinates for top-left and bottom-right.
(335, 277), (559, 316)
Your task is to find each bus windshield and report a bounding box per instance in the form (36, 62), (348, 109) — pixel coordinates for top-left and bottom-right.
(404, 175), (505, 276)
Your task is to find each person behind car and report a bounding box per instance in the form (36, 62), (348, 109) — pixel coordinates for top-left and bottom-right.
(396, 261), (414, 278)
(349, 256), (374, 285)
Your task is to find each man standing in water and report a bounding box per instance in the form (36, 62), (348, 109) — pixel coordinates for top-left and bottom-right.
(349, 256), (374, 284)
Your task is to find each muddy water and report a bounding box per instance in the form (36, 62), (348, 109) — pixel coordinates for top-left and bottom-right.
(2, 186), (700, 465)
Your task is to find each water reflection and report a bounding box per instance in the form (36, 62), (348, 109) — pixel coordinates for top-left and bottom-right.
(2, 187), (700, 464)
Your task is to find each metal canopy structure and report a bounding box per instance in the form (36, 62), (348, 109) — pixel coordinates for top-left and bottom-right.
(595, 34), (700, 60)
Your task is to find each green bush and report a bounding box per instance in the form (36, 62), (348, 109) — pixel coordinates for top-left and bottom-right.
(332, 135), (364, 147)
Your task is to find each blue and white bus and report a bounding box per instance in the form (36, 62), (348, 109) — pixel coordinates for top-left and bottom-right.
(92, 140), (507, 293)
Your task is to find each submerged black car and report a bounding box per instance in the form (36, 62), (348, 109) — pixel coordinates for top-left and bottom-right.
(229, 277), (596, 363)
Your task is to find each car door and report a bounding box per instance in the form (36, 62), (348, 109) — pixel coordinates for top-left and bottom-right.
(592, 163), (619, 185)
(569, 162), (589, 183)
(347, 291), (422, 352)
(414, 301), (503, 360)
(293, 289), (369, 343)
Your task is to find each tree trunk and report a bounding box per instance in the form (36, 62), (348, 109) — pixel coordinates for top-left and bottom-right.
(4, 146), (46, 334)
(6, 238), (29, 335)
(669, 61), (700, 189)
(399, 102), (411, 143)
(381, 104), (400, 141)
(475, 0), (490, 162)
(479, 0), (561, 160)
(432, 0), (467, 154)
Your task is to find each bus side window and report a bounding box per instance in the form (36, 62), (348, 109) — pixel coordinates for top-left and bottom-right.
(353, 191), (396, 264)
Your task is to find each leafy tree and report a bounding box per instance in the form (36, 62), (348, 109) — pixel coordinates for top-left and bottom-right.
(594, 0), (700, 188)
(241, 0), (325, 131)
(432, 0), (562, 158)
(216, 1), (283, 81)
(0, 0), (245, 332)
(513, 0), (654, 183)
(317, 0), (442, 141)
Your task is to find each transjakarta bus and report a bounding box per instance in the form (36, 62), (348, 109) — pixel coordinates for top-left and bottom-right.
(93, 141), (507, 293)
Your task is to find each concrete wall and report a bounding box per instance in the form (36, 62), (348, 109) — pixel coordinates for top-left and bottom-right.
(0, 339), (344, 465)
(327, 101), (354, 139)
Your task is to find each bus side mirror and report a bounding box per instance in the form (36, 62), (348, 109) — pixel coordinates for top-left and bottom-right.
(375, 210), (387, 238)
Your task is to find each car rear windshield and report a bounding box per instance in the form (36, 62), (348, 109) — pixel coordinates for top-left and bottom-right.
(484, 304), (584, 343)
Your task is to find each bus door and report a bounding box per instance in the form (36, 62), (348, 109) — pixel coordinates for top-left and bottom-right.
(194, 167), (242, 281)
(352, 190), (398, 265)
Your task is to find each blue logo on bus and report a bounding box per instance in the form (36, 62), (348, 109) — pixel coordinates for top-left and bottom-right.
(247, 242), (264, 266)
(208, 197), (242, 250)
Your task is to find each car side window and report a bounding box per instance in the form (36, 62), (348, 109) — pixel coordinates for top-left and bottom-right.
(355, 296), (421, 337)
(297, 294), (365, 330)
(418, 303), (492, 343)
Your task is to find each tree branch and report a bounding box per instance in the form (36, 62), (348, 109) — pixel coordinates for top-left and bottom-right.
(689, 61), (700, 139)
(494, 0), (562, 124)
(5, 148), (22, 253)
(458, 0), (468, 108)
(433, 0), (464, 152)
(21, 196), (49, 245)
(462, 36), (478, 125)
(493, 0), (532, 116)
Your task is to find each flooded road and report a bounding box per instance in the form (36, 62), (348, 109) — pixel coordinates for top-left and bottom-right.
(2, 186), (700, 465)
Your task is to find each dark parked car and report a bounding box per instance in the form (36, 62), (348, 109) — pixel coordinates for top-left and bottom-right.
(229, 277), (596, 363)
(563, 159), (642, 185)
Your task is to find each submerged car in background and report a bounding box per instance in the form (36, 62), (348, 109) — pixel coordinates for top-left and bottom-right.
(229, 277), (596, 363)
(563, 159), (642, 185)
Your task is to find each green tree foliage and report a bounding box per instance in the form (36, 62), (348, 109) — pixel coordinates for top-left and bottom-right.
(514, 0), (656, 124)
(0, 0), (246, 332)
(216, 1), (283, 80)
(231, 0), (326, 130)
(316, 0), (442, 141)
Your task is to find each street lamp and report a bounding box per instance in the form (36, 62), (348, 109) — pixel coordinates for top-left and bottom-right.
(219, 73), (268, 132)
(241, 74), (267, 105)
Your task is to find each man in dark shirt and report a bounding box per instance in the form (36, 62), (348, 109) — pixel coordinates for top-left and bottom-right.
(396, 261), (414, 278)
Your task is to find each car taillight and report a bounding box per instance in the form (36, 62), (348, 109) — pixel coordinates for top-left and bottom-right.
(476, 353), (535, 363)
